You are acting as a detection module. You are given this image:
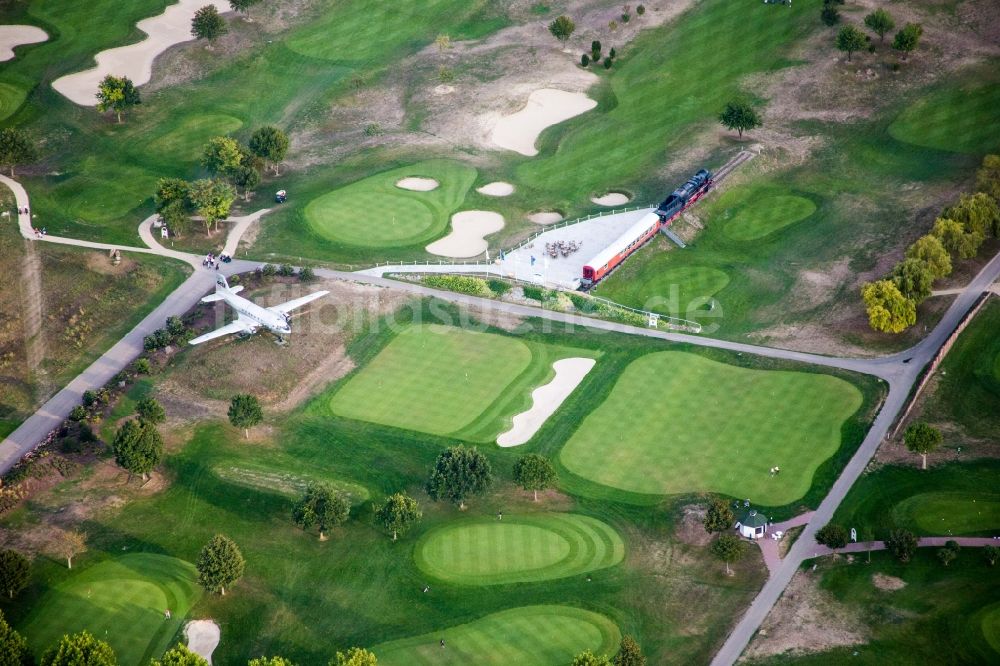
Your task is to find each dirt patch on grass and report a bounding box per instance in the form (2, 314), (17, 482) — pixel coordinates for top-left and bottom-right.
(872, 572), (906, 591)
(675, 503), (712, 547)
(743, 569), (867, 660)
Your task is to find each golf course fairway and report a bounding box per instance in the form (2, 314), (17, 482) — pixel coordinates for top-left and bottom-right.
(415, 513), (625, 585)
(374, 605), (621, 665)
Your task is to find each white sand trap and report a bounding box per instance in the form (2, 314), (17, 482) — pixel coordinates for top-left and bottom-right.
(0, 26), (48, 62)
(395, 177), (439, 192)
(528, 211), (563, 225)
(477, 181), (514, 197)
(185, 620), (220, 664)
(498, 358), (596, 447)
(591, 192), (631, 206)
(491, 89), (597, 157)
(426, 211), (504, 258)
(52, 0), (230, 106)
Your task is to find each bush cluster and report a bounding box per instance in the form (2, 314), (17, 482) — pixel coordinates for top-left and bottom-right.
(422, 275), (492, 298)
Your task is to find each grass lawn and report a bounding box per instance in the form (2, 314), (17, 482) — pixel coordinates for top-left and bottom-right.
(303, 160), (477, 247)
(833, 461), (1000, 538)
(414, 513), (625, 586)
(745, 550), (1000, 665)
(211, 459), (370, 504)
(559, 351), (863, 506)
(0, 82), (28, 121)
(889, 81), (1000, 154)
(720, 191), (817, 242)
(21, 554), (201, 664)
(326, 324), (598, 441)
(373, 605), (621, 666)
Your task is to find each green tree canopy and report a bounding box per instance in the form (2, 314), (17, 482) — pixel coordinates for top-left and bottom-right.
(41, 631), (116, 666)
(248, 126), (290, 175)
(135, 396), (166, 424)
(191, 5), (228, 43)
(890, 257), (935, 302)
(0, 549), (29, 600)
(247, 658), (295, 666)
(330, 647), (378, 666)
(863, 8), (895, 42)
(155, 178), (190, 213)
(820, 5), (840, 27)
(572, 651), (612, 666)
(984, 545), (998, 566)
(711, 534), (746, 575)
(835, 25), (866, 62)
(945, 192), (1000, 237)
(151, 644), (209, 666)
(892, 22), (923, 59)
(188, 179), (235, 236)
(293, 484), (350, 539)
(932, 217), (983, 260)
(816, 523), (849, 550)
(201, 136), (243, 179)
(0, 608), (30, 666)
(861, 279), (916, 334)
(512, 453), (557, 501)
(886, 529), (918, 562)
(229, 0), (261, 15)
(232, 164), (262, 201)
(96, 75), (140, 123)
(228, 393), (263, 438)
(112, 418), (163, 480)
(374, 492), (421, 541)
(937, 546), (957, 567)
(976, 154), (1000, 203)
(703, 499), (735, 534)
(0, 127), (37, 177)
(718, 99), (762, 138)
(425, 445), (494, 509)
(613, 634), (646, 666)
(197, 534), (245, 595)
(904, 421), (942, 469)
(548, 15), (576, 42)
(905, 234), (952, 279)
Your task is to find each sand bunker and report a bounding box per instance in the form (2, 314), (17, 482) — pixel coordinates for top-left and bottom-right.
(0, 25), (48, 62)
(395, 177), (439, 191)
(591, 192), (631, 206)
(426, 211), (504, 258)
(498, 358), (596, 447)
(477, 181), (514, 197)
(528, 211), (563, 225)
(491, 89), (597, 157)
(185, 619), (220, 664)
(52, 0), (230, 106)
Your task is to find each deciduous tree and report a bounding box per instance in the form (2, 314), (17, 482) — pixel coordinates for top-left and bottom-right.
(816, 523), (849, 550)
(331, 648), (377, 666)
(229, 0), (260, 17)
(548, 15), (576, 42)
(886, 529), (918, 563)
(933, 217), (984, 260)
(976, 154), (1000, 203)
(985, 545), (998, 566)
(374, 492), (421, 541)
(425, 445), (493, 509)
(613, 634), (645, 666)
(572, 652), (612, 666)
(905, 234), (952, 279)
(703, 499), (735, 534)
(152, 644), (209, 666)
(48, 529), (86, 569)
(820, 6), (840, 27)
(0, 550), (28, 599)
(201, 136), (243, 179)
(197, 534), (245, 595)
(293, 484), (349, 540)
(711, 534), (746, 575)
(904, 421), (942, 469)
(41, 631), (116, 666)
(863, 8), (894, 42)
(0, 609), (30, 666)
(232, 164), (261, 201)
(861, 279), (916, 334)
(512, 453), (557, 501)
(136, 397), (166, 424)
(192, 5), (228, 44)
(247, 658), (294, 666)
(248, 126), (290, 176)
(188, 179), (235, 236)
(156, 178), (190, 212)
(945, 192), (1000, 237)
(836, 25), (866, 62)
(892, 22), (922, 60)
(718, 99), (761, 139)
(0, 127), (37, 177)
(112, 418), (163, 481)
(96, 75), (140, 123)
(890, 258), (934, 302)
(228, 393), (263, 438)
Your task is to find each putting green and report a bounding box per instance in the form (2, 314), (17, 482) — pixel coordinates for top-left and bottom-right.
(0, 82), (27, 122)
(983, 604), (1000, 654)
(212, 461), (369, 503)
(374, 605), (621, 666)
(722, 194), (816, 241)
(891, 492), (1000, 536)
(414, 513), (625, 585)
(890, 82), (1000, 154)
(21, 554), (200, 664)
(146, 114), (243, 163)
(304, 160), (477, 247)
(560, 351), (862, 505)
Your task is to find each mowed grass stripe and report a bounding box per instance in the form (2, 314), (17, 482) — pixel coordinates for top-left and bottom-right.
(415, 514), (624, 585)
(560, 351), (862, 505)
(374, 605), (621, 666)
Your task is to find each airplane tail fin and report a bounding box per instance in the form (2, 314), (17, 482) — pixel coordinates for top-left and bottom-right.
(215, 274), (231, 292)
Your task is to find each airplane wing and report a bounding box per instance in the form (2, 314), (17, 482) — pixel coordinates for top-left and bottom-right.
(188, 319), (254, 345)
(269, 290), (329, 317)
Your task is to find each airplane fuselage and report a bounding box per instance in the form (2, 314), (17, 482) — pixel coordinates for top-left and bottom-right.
(225, 293), (291, 336)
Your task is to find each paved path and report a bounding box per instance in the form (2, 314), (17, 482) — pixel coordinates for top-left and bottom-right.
(808, 536), (999, 558)
(754, 512), (815, 575)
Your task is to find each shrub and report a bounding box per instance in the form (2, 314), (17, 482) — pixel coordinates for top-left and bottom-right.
(637, 4), (645, 15)
(82, 390), (97, 407)
(621, 12), (630, 23)
(821, 6), (840, 26)
(609, 47), (617, 59)
(581, 53), (590, 67)
(69, 406), (87, 422)
(166, 316), (186, 337)
(229, 273), (241, 284)
(422, 275), (491, 298)
(364, 123), (383, 136)
(603, 56), (613, 69)
(261, 263), (277, 277)
(487, 279), (511, 297)
(522, 285), (547, 301)
(133, 358), (152, 374)
(299, 266), (315, 281)
(591, 40), (601, 59)
(278, 263), (295, 277)
(438, 66), (455, 83)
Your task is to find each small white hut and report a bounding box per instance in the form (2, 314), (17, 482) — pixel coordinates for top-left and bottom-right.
(735, 509), (768, 539)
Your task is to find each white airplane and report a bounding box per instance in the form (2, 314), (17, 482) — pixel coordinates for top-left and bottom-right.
(189, 274), (329, 345)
